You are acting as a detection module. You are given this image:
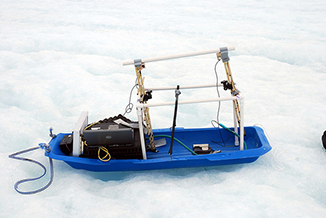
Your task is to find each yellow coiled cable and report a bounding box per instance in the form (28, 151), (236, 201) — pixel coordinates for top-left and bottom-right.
(98, 146), (111, 162)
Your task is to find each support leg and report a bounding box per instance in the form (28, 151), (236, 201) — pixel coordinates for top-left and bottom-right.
(134, 64), (156, 152)
(239, 97), (244, 150)
(233, 103), (239, 146)
(137, 108), (147, 159)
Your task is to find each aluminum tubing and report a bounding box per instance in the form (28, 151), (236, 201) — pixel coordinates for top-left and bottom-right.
(145, 84), (223, 91)
(136, 96), (240, 108)
(122, 46), (235, 66)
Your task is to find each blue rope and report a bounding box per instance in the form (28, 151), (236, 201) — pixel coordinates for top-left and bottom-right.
(9, 146), (54, 195)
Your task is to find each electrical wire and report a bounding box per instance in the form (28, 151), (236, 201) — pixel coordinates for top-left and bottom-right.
(211, 58), (227, 146)
(211, 120), (233, 146)
(8, 146), (54, 195)
(84, 121), (100, 131)
(216, 122), (247, 150)
(98, 146), (111, 162)
(152, 135), (197, 155)
(214, 58), (222, 119)
(123, 80), (139, 116)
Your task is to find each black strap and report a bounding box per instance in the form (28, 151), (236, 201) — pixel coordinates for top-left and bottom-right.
(169, 85), (181, 155)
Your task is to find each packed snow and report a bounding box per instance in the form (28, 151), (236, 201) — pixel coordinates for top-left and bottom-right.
(1, 0), (326, 217)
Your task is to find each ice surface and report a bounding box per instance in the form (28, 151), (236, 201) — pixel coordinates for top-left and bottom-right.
(1, 0), (326, 217)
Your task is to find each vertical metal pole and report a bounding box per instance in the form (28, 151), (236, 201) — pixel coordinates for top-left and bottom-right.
(233, 104), (239, 146)
(239, 97), (244, 150)
(137, 107), (147, 159)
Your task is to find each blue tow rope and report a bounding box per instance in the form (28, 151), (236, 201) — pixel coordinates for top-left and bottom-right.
(9, 144), (54, 195)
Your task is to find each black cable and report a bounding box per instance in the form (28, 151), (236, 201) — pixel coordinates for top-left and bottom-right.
(211, 120), (233, 146)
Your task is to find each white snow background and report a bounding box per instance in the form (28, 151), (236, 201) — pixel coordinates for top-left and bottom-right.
(1, 0), (326, 217)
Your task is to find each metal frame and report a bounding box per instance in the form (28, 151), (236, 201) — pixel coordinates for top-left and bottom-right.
(136, 92), (245, 151)
(123, 47), (245, 160)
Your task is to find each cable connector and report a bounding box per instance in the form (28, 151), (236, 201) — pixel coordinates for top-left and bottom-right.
(39, 143), (51, 153)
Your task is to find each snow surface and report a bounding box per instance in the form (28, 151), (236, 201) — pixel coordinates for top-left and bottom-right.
(1, 0), (326, 217)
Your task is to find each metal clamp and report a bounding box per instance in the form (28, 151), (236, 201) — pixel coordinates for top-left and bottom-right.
(220, 47), (230, 63)
(134, 59), (143, 68)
